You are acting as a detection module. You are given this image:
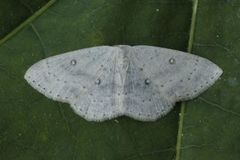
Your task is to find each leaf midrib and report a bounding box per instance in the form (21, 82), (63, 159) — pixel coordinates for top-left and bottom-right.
(0, 0), (56, 45)
(175, 0), (199, 159)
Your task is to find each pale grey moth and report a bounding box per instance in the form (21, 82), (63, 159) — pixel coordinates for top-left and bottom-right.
(24, 45), (223, 121)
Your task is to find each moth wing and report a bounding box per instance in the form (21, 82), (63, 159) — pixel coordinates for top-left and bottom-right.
(24, 46), (121, 121)
(122, 46), (222, 121)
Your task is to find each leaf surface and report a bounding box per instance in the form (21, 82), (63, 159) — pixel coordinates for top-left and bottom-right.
(178, 1), (240, 159)
(0, 0), (50, 38)
(0, 0), (192, 159)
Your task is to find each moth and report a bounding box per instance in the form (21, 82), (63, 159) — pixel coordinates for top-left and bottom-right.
(24, 45), (223, 121)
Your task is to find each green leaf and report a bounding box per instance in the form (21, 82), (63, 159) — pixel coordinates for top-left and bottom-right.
(0, 0), (50, 38)
(0, 0), (192, 159)
(178, 0), (240, 159)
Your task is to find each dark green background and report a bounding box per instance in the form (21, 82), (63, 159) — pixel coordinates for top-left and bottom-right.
(181, 1), (240, 159)
(0, 0), (239, 160)
(0, 0), (50, 38)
